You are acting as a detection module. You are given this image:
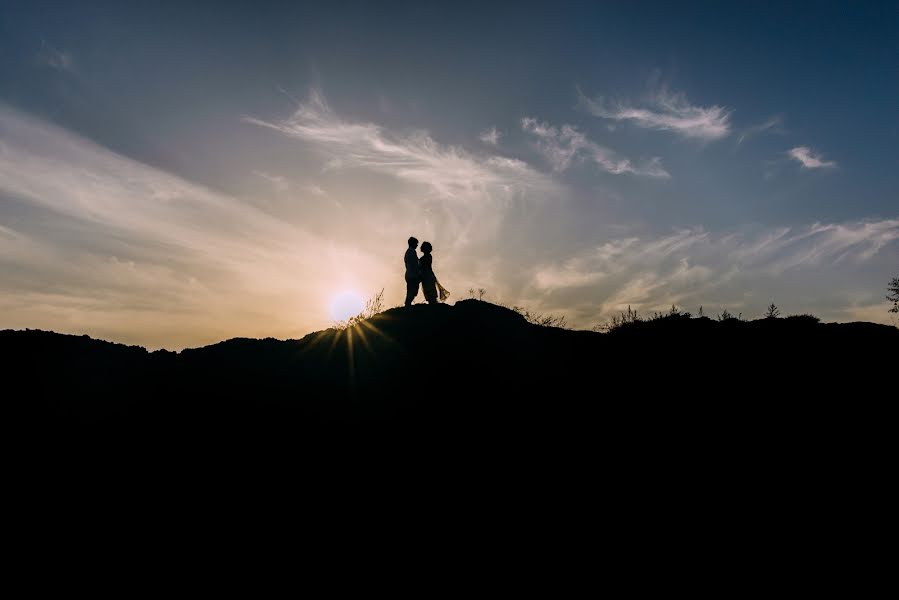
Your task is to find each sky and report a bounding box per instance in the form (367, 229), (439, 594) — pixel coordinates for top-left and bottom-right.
(1, 0), (897, 349)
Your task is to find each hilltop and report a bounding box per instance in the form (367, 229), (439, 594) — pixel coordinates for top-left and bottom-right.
(5, 299), (895, 437)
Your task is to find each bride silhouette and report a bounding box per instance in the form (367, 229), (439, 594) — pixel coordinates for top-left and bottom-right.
(419, 241), (449, 304)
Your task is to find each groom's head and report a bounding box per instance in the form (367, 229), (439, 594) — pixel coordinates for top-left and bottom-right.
(408, 236), (419, 249)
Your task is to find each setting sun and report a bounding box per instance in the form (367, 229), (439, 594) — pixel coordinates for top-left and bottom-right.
(329, 291), (365, 322)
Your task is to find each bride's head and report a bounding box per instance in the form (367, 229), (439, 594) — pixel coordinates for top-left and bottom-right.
(421, 241), (433, 254)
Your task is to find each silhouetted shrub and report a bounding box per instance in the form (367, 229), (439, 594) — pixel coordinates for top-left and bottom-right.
(650, 305), (689, 320)
(785, 314), (820, 325)
(595, 305), (642, 332)
(765, 303), (781, 319)
(511, 306), (568, 329)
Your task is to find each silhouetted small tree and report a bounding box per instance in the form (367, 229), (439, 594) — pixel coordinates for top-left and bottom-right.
(512, 306), (568, 329)
(888, 277), (899, 314)
(478, 288), (487, 301)
(765, 303), (781, 319)
(698, 306), (704, 318)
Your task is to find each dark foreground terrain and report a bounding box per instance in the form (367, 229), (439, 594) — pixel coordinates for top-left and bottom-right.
(6, 298), (896, 544)
(6, 300), (895, 440)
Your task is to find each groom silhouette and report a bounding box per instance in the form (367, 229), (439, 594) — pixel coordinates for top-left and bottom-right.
(404, 236), (421, 307)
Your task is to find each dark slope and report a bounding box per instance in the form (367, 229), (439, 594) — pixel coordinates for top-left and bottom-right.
(9, 306), (891, 572)
(5, 300), (895, 439)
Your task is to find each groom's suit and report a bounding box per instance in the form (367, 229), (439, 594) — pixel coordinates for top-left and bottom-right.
(404, 247), (421, 307)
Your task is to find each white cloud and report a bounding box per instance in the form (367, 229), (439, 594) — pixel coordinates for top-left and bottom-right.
(3, 90), (887, 351)
(479, 126), (500, 145)
(244, 90), (555, 203)
(252, 170), (289, 191)
(529, 219), (899, 325)
(485, 156), (531, 172)
(0, 105), (385, 348)
(521, 117), (669, 177)
(789, 146), (837, 169)
(0, 95), (566, 348)
(581, 88), (731, 140)
(322, 157), (344, 172)
(737, 115), (784, 145)
(36, 40), (73, 72)
(304, 183), (327, 196)
(533, 260), (605, 290)
(243, 89), (566, 286)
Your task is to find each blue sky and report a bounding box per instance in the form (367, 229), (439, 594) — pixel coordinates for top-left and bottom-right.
(1, 1), (897, 347)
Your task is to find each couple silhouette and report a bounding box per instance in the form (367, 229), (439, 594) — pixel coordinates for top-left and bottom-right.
(404, 236), (449, 306)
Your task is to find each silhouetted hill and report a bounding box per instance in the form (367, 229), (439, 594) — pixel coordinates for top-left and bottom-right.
(6, 300), (895, 442)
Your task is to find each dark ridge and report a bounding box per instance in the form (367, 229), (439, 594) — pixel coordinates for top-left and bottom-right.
(6, 299), (894, 412)
(5, 299), (896, 471)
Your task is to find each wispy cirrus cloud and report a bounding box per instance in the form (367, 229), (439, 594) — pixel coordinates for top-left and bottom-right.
(789, 146), (837, 169)
(252, 170), (289, 191)
(242, 89), (564, 280)
(580, 87), (731, 140)
(479, 126), (501, 145)
(35, 39), (74, 72)
(529, 219), (899, 325)
(244, 90), (555, 203)
(737, 115), (784, 145)
(0, 105), (385, 348)
(521, 117), (669, 178)
(304, 183), (327, 196)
